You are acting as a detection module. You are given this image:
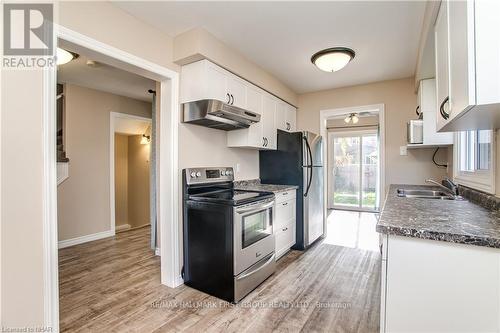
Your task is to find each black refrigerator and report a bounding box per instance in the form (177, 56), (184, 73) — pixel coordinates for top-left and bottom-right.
(260, 130), (324, 250)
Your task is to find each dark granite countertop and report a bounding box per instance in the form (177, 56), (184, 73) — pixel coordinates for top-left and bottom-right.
(376, 184), (500, 249)
(234, 179), (298, 194)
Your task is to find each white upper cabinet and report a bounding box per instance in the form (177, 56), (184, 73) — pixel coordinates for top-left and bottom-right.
(409, 79), (453, 148)
(285, 104), (297, 132)
(227, 76), (247, 109)
(434, 0), (500, 132)
(182, 59), (296, 150)
(276, 101), (297, 132)
(180, 59), (246, 106)
(262, 95), (277, 149)
(434, 0), (449, 132)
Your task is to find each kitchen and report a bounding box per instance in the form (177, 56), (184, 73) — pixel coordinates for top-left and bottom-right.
(2, 1), (500, 332)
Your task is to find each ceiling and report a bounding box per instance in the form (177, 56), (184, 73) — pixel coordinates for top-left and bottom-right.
(57, 49), (156, 102)
(115, 1), (426, 94)
(114, 117), (151, 136)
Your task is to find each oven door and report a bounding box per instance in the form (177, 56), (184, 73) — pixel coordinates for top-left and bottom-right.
(233, 199), (275, 275)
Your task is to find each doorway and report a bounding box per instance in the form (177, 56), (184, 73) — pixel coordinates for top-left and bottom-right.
(328, 129), (380, 212)
(111, 113), (152, 235)
(42, 26), (180, 330)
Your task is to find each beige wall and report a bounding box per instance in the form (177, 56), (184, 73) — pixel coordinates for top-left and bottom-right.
(57, 84), (151, 241)
(174, 27), (298, 106)
(127, 135), (151, 228)
(114, 134), (129, 227)
(297, 77), (450, 188)
(58, 1), (179, 72)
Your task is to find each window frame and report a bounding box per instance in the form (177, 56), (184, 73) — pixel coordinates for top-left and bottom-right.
(453, 130), (496, 194)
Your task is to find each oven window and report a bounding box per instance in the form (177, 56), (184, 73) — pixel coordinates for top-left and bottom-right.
(242, 209), (271, 249)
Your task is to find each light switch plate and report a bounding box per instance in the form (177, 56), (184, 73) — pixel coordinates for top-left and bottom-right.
(400, 146), (408, 156)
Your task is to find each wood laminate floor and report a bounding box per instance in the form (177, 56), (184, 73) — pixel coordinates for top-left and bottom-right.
(59, 226), (380, 333)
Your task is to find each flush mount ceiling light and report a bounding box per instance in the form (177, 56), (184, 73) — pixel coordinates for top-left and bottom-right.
(311, 47), (355, 72)
(344, 113), (359, 124)
(56, 48), (79, 65)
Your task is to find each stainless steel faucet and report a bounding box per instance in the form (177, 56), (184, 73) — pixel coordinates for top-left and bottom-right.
(425, 178), (457, 198)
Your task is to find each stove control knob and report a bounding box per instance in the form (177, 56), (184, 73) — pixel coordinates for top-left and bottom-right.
(190, 172), (197, 178)
(196, 172), (201, 177)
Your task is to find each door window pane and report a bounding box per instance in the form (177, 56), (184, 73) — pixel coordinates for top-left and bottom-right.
(362, 135), (378, 209)
(478, 130), (491, 170)
(333, 137), (360, 207)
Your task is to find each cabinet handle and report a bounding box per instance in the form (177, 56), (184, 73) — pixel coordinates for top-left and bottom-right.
(416, 105), (420, 117)
(282, 227), (288, 232)
(282, 202), (288, 206)
(264, 137), (268, 147)
(226, 93), (231, 104)
(282, 192), (288, 195)
(263, 137), (266, 147)
(230, 94), (234, 105)
(286, 122), (290, 130)
(439, 96), (450, 120)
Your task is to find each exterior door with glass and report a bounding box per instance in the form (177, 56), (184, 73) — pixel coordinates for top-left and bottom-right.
(328, 130), (379, 211)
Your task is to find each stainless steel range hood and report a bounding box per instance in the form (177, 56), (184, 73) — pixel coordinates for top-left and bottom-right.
(182, 99), (260, 131)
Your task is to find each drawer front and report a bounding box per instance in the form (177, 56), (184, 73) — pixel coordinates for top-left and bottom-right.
(275, 189), (296, 204)
(275, 199), (296, 229)
(275, 222), (296, 259)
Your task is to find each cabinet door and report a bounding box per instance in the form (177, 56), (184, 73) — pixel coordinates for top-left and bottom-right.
(262, 95), (277, 149)
(420, 79), (453, 145)
(245, 86), (263, 147)
(275, 102), (286, 131)
(285, 105), (297, 132)
(448, 0), (475, 120)
(206, 62), (229, 103)
(227, 76), (247, 109)
(434, 1), (450, 131)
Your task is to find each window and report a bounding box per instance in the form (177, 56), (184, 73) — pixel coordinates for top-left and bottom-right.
(454, 130), (496, 194)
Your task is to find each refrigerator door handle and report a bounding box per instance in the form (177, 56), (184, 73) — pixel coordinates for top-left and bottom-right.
(303, 136), (313, 197)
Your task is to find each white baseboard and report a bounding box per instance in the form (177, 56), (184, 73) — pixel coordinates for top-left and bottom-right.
(58, 230), (114, 249)
(155, 247), (160, 256)
(115, 224), (131, 232)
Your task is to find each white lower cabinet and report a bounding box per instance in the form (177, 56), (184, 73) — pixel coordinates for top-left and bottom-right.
(274, 190), (296, 259)
(381, 234), (500, 333)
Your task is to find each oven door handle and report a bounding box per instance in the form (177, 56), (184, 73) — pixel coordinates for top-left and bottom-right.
(235, 253), (275, 281)
(235, 201), (274, 214)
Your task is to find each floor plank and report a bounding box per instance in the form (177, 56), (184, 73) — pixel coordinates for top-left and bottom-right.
(59, 222), (380, 333)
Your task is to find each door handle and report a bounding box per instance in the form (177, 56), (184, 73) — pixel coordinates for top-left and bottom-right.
(235, 200), (274, 214)
(235, 253), (275, 281)
(439, 96), (449, 120)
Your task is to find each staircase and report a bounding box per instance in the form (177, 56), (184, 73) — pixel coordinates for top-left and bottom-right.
(57, 129), (69, 162)
(57, 84), (70, 185)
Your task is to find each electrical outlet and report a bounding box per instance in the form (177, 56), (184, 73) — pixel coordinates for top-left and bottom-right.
(400, 146), (408, 156)
(235, 163), (241, 173)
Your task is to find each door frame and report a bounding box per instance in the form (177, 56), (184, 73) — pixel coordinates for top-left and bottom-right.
(110, 112), (152, 234)
(320, 104), (385, 221)
(328, 128), (380, 212)
(42, 25), (181, 330)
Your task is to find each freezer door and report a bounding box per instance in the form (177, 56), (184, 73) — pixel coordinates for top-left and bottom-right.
(303, 166), (324, 246)
(302, 132), (323, 167)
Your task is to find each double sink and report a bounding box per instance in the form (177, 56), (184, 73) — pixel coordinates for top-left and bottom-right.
(397, 188), (462, 200)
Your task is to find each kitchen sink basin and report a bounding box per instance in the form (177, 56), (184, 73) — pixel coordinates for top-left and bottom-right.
(397, 189), (458, 200)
